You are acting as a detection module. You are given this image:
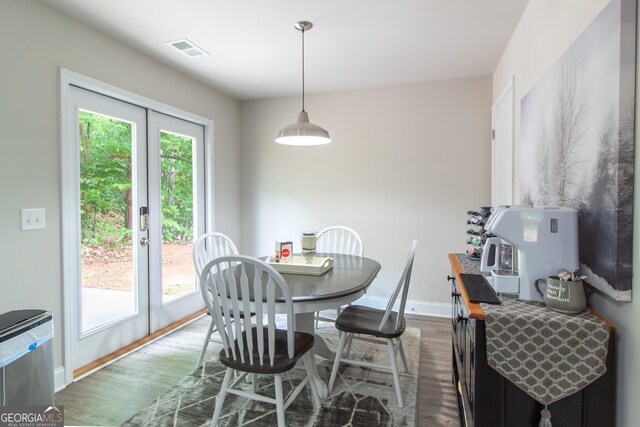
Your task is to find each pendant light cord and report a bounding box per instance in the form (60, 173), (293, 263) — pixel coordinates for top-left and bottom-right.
(301, 26), (305, 112)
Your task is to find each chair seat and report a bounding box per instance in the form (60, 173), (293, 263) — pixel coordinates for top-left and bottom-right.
(335, 305), (406, 338)
(219, 328), (315, 374)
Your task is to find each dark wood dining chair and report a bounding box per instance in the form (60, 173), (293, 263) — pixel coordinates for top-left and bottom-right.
(201, 255), (320, 427)
(328, 239), (418, 407)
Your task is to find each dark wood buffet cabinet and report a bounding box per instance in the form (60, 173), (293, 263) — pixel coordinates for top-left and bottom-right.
(448, 254), (616, 427)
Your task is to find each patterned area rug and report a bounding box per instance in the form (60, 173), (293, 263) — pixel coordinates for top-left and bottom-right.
(123, 322), (420, 426)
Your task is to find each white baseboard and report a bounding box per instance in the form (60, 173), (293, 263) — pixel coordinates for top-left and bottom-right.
(54, 367), (66, 392)
(356, 295), (451, 318)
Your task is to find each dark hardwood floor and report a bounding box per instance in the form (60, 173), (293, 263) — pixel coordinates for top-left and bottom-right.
(55, 313), (459, 426)
(408, 314), (460, 427)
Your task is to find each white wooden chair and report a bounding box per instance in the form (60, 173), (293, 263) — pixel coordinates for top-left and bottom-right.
(328, 239), (418, 407)
(316, 225), (364, 258)
(315, 226), (364, 326)
(192, 232), (240, 369)
(201, 255), (321, 427)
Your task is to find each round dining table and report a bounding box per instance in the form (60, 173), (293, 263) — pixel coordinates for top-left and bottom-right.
(261, 253), (381, 397)
(274, 254), (381, 353)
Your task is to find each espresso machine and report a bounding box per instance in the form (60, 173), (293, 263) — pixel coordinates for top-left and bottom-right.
(482, 205), (579, 302)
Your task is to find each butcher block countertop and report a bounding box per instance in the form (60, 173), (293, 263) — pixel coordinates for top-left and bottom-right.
(448, 253), (486, 320)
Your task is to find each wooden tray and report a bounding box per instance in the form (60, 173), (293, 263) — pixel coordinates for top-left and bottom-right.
(266, 255), (333, 276)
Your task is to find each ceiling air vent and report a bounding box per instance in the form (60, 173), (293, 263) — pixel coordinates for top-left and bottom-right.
(166, 38), (209, 59)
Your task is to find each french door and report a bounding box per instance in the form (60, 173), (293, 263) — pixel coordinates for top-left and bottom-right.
(67, 86), (205, 372)
(148, 111), (205, 331)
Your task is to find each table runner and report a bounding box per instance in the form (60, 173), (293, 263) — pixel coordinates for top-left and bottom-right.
(454, 253), (484, 275)
(480, 298), (610, 405)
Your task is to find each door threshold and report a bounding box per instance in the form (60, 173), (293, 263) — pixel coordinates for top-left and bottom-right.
(73, 309), (206, 380)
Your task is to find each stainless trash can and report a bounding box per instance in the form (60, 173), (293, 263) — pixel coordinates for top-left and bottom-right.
(0, 310), (54, 406)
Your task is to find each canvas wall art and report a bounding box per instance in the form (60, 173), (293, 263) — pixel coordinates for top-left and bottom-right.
(520, 0), (636, 301)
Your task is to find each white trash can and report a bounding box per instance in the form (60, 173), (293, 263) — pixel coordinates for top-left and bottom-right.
(0, 310), (54, 406)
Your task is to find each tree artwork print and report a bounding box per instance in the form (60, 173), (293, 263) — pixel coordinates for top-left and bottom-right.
(520, 0), (636, 301)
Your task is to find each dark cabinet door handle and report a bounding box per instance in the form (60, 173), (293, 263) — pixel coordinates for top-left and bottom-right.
(470, 345), (475, 368)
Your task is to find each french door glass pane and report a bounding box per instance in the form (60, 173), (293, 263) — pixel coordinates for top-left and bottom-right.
(79, 110), (137, 333)
(160, 131), (197, 302)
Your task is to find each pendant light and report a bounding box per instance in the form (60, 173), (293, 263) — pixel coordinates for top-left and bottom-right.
(275, 21), (331, 146)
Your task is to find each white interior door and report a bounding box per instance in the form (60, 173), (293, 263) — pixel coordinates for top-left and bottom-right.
(68, 86), (150, 370)
(491, 77), (515, 206)
(148, 111), (205, 332)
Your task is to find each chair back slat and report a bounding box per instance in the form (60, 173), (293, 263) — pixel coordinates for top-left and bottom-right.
(200, 255), (295, 369)
(396, 249), (415, 328)
(221, 268), (238, 360)
(317, 226), (364, 257)
(267, 276), (276, 365)
(378, 240), (418, 332)
(239, 266), (253, 365)
(229, 265), (244, 363)
(253, 273), (265, 365)
(207, 269), (231, 356)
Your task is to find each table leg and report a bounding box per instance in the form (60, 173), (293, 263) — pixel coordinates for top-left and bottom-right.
(296, 312), (336, 359)
(295, 312), (330, 399)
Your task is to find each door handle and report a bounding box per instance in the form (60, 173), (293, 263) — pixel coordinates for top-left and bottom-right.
(140, 237), (150, 247)
(140, 207), (149, 231)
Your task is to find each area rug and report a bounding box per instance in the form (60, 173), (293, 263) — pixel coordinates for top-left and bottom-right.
(123, 322), (420, 427)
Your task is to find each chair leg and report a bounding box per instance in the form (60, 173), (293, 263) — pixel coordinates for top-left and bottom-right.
(315, 311), (319, 328)
(303, 352), (321, 408)
(329, 331), (348, 393)
(387, 339), (403, 407)
(274, 374), (286, 427)
(344, 333), (354, 358)
(210, 367), (234, 427)
(196, 317), (217, 369)
(397, 337), (409, 373)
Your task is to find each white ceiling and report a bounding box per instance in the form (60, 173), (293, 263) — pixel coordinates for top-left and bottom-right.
(41, 0), (530, 101)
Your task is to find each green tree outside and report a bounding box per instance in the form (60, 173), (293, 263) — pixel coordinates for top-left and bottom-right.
(79, 111), (194, 249)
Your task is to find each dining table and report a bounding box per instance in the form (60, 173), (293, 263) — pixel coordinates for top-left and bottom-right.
(260, 252), (382, 397)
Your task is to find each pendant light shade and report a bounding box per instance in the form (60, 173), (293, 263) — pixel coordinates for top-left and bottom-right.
(275, 111), (331, 146)
(276, 21), (331, 146)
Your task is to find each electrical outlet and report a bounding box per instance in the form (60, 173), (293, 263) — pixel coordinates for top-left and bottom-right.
(21, 208), (46, 231)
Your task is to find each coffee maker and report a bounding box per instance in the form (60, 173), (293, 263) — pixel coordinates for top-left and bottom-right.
(483, 205), (579, 302)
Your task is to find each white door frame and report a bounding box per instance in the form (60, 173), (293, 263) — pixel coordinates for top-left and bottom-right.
(59, 68), (215, 385)
(491, 76), (515, 206)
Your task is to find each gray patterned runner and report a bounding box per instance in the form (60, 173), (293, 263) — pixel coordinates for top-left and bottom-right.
(454, 253), (484, 275)
(480, 298), (609, 405)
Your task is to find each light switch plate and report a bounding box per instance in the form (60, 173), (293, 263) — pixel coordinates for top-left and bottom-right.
(21, 208), (46, 230)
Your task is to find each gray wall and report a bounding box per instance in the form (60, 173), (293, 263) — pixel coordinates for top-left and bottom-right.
(0, 1), (241, 371)
(240, 77), (492, 310)
(493, 0), (639, 425)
